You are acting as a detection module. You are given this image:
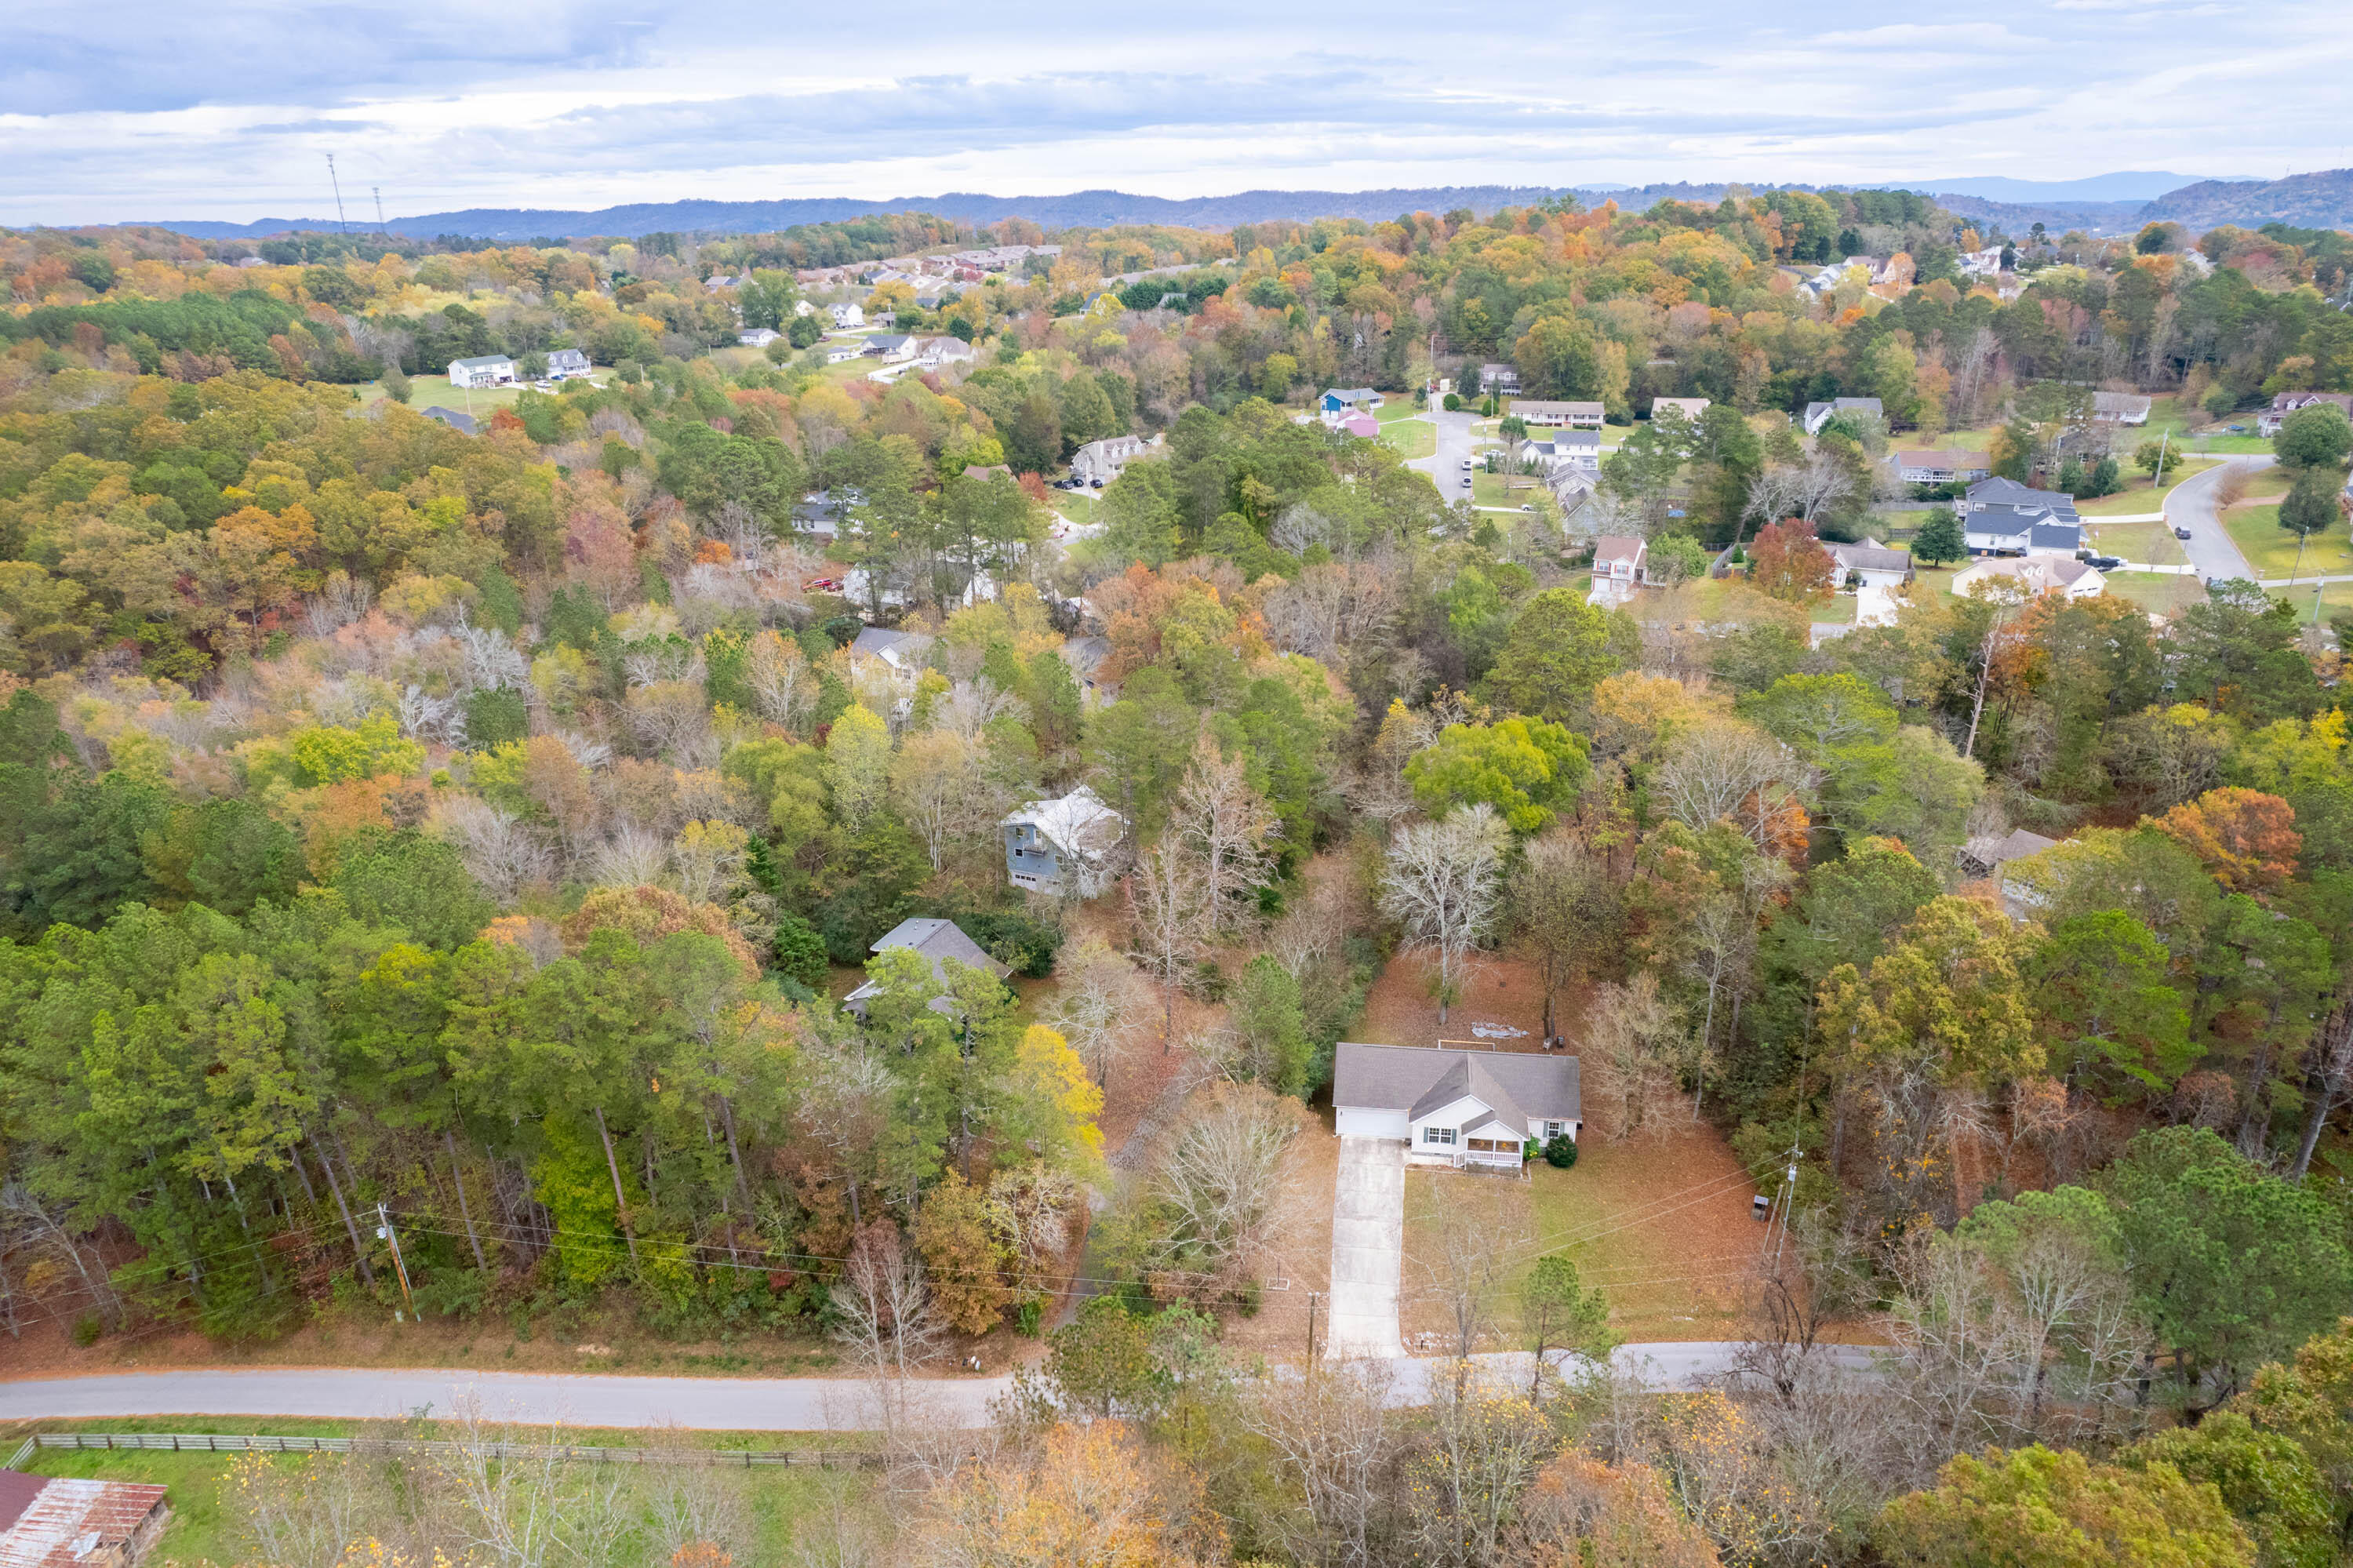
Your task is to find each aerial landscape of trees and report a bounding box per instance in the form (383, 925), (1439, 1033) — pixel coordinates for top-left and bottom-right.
(3, 191), (2353, 1566)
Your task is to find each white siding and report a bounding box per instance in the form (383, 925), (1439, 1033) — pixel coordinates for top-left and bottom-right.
(1337, 1107), (1409, 1140)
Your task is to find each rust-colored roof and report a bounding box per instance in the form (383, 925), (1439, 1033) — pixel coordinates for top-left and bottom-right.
(0, 1475), (169, 1568)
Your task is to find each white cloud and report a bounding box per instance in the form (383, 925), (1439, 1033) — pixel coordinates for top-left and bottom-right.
(1, 0), (2346, 223)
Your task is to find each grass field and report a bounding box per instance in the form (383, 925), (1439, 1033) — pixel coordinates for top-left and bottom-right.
(1813, 595), (1859, 625)
(2103, 571), (2211, 615)
(359, 374), (560, 413)
(1380, 419), (1437, 460)
(2225, 505), (2353, 580)
(7, 1419), (873, 1568)
(1376, 398), (1428, 424)
(2074, 458), (2218, 516)
(1471, 470), (1549, 508)
(1398, 1123), (1764, 1349)
(1053, 488), (1100, 525)
(2088, 520), (2185, 563)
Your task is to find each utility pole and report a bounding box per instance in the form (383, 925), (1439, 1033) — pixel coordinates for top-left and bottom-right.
(1305, 1291), (1320, 1378)
(375, 1202), (416, 1319)
(325, 153), (349, 237)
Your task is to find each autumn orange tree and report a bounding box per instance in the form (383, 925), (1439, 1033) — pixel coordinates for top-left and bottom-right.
(1747, 516), (1833, 603)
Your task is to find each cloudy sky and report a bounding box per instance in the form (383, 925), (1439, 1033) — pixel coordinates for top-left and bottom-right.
(5, 0), (2351, 224)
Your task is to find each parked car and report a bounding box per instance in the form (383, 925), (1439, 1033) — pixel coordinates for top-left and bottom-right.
(1520, 504), (1537, 512)
(2088, 555), (2123, 570)
(2173, 526), (2193, 540)
(1460, 457), (1474, 470)
(1460, 475), (1473, 488)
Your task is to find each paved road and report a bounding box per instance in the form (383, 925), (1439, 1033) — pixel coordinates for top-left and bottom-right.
(1323, 1138), (1405, 1359)
(0, 1344), (1884, 1431)
(0, 1368), (1012, 1432)
(1408, 409), (1478, 502)
(2162, 455), (2271, 583)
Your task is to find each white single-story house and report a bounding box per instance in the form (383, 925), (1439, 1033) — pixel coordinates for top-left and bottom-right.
(1332, 1042), (1580, 1170)
(824, 342), (865, 365)
(864, 333), (918, 362)
(1893, 449), (1992, 485)
(1071, 432), (1157, 486)
(738, 328), (780, 347)
(1512, 400), (1606, 429)
(1951, 555), (2105, 600)
(1828, 540), (1915, 589)
(448, 355), (516, 389)
(1650, 396), (1711, 422)
(1002, 786), (1129, 899)
(1802, 397), (1883, 435)
(919, 337), (976, 367)
(829, 303), (866, 329)
(2092, 391), (2152, 425)
(842, 917), (1012, 1019)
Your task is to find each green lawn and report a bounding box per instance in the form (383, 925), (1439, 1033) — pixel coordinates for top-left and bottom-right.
(2225, 505), (2353, 580)
(2088, 520), (2185, 564)
(2103, 571), (2211, 615)
(2075, 459), (2219, 516)
(1053, 488), (1100, 525)
(11, 1420), (872, 1568)
(1380, 419), (1437, 460)
(1873, 510), (1932, 540)
(1375, 398), (1428, 424)
(1813, 595), (1860, 625)
(1471, 470), (1549, 508)
(360, 373), (551, 413)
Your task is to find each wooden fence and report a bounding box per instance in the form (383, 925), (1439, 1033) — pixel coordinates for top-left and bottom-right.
(5, 1432), (878, 1470)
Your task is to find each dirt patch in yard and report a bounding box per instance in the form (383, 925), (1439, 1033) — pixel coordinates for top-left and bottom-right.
(1358, 952), (1583, 1053)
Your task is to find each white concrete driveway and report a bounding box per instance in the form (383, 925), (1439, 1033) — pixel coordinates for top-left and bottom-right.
(1324, 1137), (1406, 1359)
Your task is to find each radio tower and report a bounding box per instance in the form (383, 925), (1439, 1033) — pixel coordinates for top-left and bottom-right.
(373, 186), (387, 238)
(325, 153), (350, 235)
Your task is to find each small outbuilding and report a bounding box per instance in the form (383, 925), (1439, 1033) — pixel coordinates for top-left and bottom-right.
(0, 1471), (170, 1568)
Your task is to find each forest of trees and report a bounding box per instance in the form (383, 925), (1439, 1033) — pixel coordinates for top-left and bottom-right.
(4, 196), (2353, 1567)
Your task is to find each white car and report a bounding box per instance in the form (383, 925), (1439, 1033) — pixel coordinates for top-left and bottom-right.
(1460, 457), (1474, 470)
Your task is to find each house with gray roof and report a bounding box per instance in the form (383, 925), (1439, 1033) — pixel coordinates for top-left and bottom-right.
(1802, 397), (1883, 436)
(420, 406), (480, 435)
(1332, 1042), (1580, 1170)
(842, 917), (1012, 1019)
(1960, 476), (2084, 557)
(447, 354), (516, 389)
(545, 347), (593, 380)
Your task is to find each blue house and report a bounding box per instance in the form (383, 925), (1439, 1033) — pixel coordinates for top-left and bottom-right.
(1321, 387), (1384, 415)
(1001, 786), (1129, 899)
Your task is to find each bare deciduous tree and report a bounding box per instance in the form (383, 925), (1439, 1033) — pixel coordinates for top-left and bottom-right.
(1651, 720), (1803, 848)
(1378, 804), (1510, 1024)
(1149, 1085), (1300, 1291)
(1043, 939), (1151, 1088)
(1125, 839), (1207, 1046)
(1580, 972), (1687, 1139)
(1245, 1361), (1401, 1568)
(1417, 1178), (1531, 1362)
(1175, 734), (1280, 934)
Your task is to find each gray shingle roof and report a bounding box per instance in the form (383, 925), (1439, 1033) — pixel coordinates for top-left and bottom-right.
(1333, 1042), (1579, 1136)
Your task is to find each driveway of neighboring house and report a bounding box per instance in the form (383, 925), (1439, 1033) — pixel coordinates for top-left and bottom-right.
(1324, 1137), (1406, 1359)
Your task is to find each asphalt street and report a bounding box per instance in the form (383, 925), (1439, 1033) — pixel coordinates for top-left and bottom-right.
(0, 1344), (1883, 1431)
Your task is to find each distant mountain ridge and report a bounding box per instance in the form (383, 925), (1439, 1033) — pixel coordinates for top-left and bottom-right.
(2140, 168), (2353, 231)
(99, 169), (2353, 243)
